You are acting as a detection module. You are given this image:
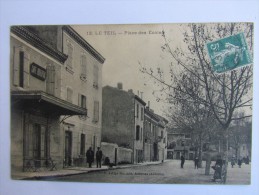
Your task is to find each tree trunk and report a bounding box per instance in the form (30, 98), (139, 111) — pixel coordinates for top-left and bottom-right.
(198, 135), (203, 168)
(205, 153), (211, 175)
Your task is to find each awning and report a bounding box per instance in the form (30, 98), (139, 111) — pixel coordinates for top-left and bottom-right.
(11, 90), (87, 116)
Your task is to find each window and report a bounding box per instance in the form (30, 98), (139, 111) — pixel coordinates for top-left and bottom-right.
(185, 134), (191, 139)
(80, 55), (87, 80)
(93, 101), (99, 122)
(67, 88), (73, 103)
(19, 51), (24, 87)
(243, 145), (246, 150)
(141, 107), (144, 121)
(161, 131), (164, 138)
(136, 104), (139, 118)
(141, 127), (143, 140)
(93, 65), (98, 88)
(67, 43), (73, 69)
(80, 134), (85, 155)
(33, 124), (47, 159)
(46, 65), (55, 95)
(78, 94), (86, 108)
(136, 125), (140, 140)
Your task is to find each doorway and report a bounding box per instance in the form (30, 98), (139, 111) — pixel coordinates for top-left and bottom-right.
(65, 131), (72, 166)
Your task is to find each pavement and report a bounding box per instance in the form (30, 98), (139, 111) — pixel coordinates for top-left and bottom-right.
(12, 160), (165, 180)
(12, 160), (251, 185)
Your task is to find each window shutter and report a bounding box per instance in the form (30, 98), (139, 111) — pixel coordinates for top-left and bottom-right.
(23, 51), (30, 88)
(78, 93), (82, 107)
(46, 65), (55, 95)
(94, 101), (99, 122)
(13, 46), (19, 86)
(81, 55), (87, 79)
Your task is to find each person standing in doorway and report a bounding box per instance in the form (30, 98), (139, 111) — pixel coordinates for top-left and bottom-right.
(181, 155), (185, 168)
(96, 147), (103, 168)
(86, 147), (94, 168)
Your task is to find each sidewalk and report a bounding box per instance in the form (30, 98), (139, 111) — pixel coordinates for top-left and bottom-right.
(13, 160), (165, 180)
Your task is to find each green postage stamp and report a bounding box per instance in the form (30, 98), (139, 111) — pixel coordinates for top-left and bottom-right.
(206, 33), (252, 74)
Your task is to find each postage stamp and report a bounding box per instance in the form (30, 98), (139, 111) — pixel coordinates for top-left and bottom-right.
(206, 33), (252, 74)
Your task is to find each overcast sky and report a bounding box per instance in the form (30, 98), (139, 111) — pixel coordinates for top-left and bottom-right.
(73, 24), (185, 116)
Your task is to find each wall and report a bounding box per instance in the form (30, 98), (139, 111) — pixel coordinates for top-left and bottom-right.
(101, 142), (133, 164)
(102, 86), (135, 149)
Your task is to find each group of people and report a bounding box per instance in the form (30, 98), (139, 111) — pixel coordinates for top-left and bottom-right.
(180, 155), (199, 169)
(85, 147), (103, 168)
(231, 156), (249, 168)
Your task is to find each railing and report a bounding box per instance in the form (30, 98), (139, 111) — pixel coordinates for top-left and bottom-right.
(23, 158), (57, 172)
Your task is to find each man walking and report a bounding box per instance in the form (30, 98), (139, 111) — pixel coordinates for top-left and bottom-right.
(86, 147), (94, 168)
(96, 147), (103, 168)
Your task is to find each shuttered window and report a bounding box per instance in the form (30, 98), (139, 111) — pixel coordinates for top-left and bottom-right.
(67, 88), (73, 103)
(46, 65), (55, 95)
(78, 94), (87, 109)
(80, 55), (87, 80)
(93, 65), (98, 88)
(67, 43), (73, 69)
(93, 101), (99, 122)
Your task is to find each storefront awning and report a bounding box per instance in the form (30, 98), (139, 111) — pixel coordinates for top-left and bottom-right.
(11, 90), (87, 116)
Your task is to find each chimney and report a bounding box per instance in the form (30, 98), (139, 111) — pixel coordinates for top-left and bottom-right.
(117, 82), (123, 90)
(140, 92), (143, 99)
(146, 101), (150, 110)
(128, 89), (133, 93)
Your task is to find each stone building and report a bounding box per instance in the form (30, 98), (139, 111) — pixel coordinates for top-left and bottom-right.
(102, 84), (146, 163)
(143, 107), (160, 162)
(10, 25), (105, 176)
(143, 105), (168, 162)
(167, 129), (193, 160)
(155, 115), (168, 162)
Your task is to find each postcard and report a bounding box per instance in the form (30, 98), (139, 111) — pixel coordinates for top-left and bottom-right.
(10, 23), (253, 185)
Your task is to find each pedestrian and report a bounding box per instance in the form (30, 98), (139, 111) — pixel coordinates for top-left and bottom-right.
(238, 158), (242, 168)
(180, 155), (185, 168)
(231, 157), (235, 168)
(86, 147), (94, 168)
(96, 147), (103, 168)
(194, 156), (199, 169)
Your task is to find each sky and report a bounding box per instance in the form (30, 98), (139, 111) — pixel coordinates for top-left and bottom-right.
(73, 24), (185, 116)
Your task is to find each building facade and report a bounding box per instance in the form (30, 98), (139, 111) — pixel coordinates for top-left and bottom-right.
(143, 108), (159, 161)
(102, 84), (146, 164)
(167, 130), (193, 160)
(10, 26), (104, 175)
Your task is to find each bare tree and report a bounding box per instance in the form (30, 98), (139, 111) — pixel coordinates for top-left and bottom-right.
(140, 23), (253, 177)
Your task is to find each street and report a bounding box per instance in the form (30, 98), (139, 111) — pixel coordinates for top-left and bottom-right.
(38, 160), (251, 184)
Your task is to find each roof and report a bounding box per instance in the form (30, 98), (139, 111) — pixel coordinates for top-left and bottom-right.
(134, 95), (146, 106)
(63, 26), (105, 64)
(11, 26), (68, 64)
(145, 108), (160, 122)
(11, 90), (87, 115)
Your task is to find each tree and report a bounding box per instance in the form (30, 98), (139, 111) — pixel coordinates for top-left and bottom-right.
(140, 23), (253, 176)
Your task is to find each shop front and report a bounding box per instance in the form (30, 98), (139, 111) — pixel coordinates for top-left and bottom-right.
(11, 91), (87, 174)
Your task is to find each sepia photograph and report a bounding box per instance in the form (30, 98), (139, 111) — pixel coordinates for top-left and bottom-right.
(10, 23), (253, 185)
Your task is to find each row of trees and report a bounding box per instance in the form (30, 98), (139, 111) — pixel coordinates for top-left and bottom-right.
(140, 23), (253, 175)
